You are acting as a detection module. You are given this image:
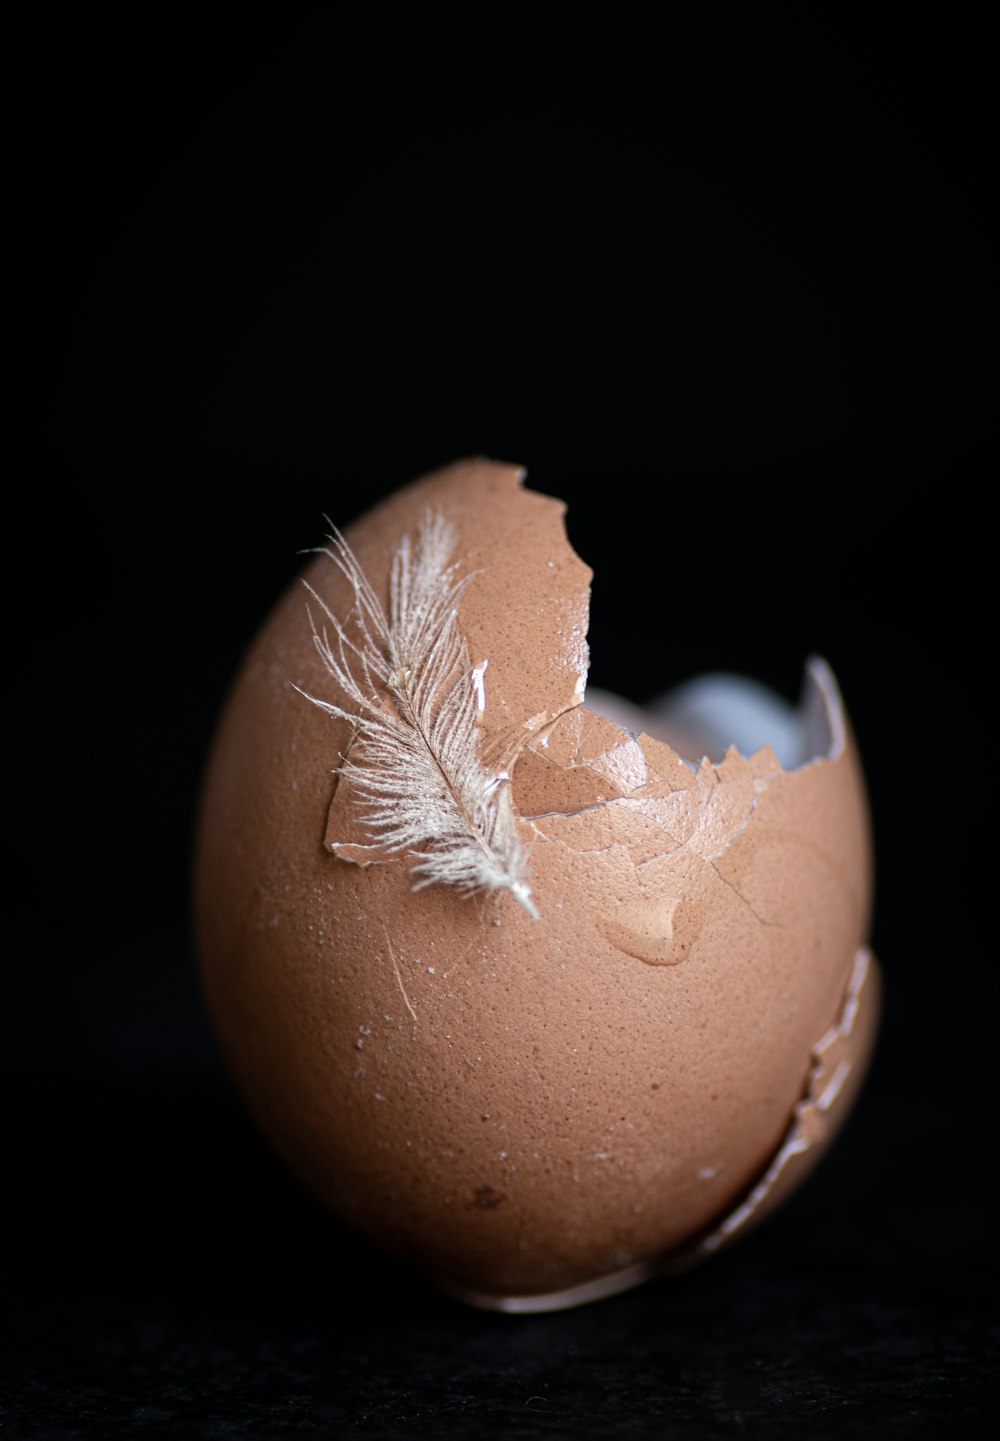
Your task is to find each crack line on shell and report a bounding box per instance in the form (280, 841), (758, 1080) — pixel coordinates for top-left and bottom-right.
(706, 858), (782, 929)
(699, 947), (872, 1252)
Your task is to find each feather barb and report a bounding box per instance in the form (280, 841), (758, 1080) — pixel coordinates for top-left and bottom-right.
(297, 512), (538, 918)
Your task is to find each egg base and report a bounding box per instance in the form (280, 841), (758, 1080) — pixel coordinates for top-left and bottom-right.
(431, 944), (879, 1313)
(435, 1260), (658, 1314)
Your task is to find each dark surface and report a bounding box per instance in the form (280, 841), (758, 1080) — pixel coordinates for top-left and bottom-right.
(2, 1091), (996, 1439)
(7, 12), (995, 1437)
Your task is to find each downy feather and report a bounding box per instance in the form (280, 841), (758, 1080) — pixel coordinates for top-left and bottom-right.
(298, 512), (538, 917)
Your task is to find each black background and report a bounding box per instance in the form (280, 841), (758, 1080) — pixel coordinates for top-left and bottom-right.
(6, 10), (994, 1438)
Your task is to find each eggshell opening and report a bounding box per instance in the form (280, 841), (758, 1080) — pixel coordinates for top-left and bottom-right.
(587, 653), (842, 772)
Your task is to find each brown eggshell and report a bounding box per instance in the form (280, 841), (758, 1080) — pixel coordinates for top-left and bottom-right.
(195, 458), (879, 1310)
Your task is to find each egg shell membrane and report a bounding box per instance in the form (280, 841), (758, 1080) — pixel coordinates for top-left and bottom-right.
(195, 458), (877, 1302)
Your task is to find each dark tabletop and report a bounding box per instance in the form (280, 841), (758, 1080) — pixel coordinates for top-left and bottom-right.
(6, 12), (994, 1438)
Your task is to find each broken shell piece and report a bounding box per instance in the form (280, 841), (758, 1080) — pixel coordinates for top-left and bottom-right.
(195, 458), (879, 1311)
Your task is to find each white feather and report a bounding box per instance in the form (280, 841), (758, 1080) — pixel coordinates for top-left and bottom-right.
(298, 512), (538, 917)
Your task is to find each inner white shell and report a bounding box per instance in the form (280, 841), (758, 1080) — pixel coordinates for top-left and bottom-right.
(587, 655), (844, 773)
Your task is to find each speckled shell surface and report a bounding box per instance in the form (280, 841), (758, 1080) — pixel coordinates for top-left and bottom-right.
(195, 459), (878, 1308)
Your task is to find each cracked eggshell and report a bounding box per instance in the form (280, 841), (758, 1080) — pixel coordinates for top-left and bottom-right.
(195, 458), (879, 1311)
